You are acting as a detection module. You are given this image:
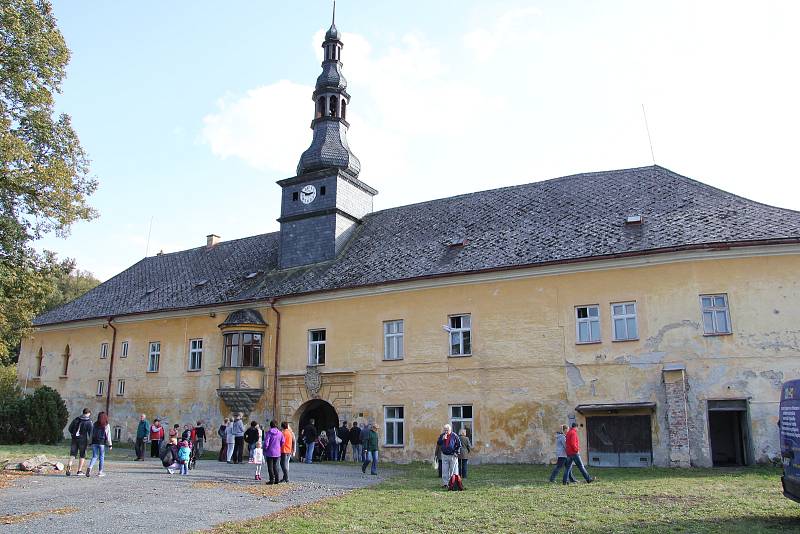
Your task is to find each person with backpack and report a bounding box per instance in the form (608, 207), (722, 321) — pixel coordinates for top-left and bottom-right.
(349, 421), (361, 462)
(562, 422), (595, 485)
(86, 411), (112, 477)
(161, 437), (180, 474)
(135, 414), (149, 461)
(361, 423), (379, 475)
(218, 418), (228, 462)
(66, 408), (93, 476)
(437, 424), (461, 488)
(149, 419), (164, 458)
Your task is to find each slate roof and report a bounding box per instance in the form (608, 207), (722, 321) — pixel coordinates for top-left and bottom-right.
(219, 308), (267, 327)
(34, 166), (800, 326)
(297, 119), (361, 177)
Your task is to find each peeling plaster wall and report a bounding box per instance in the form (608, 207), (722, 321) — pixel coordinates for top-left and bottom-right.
(19, 253), (800, 466)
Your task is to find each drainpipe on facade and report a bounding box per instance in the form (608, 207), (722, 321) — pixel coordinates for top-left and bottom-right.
(268, 299), (281, 419)
(105, 318), (117, 415)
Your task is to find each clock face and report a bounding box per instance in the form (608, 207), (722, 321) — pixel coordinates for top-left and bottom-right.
(300, 184), (317, 204)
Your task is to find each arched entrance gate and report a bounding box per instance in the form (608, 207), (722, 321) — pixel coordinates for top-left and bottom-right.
(296, 399), (339, 435)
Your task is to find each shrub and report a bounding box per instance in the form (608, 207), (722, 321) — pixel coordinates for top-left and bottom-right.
(0, 365), (26, 443)
(23, 385), (68, 444)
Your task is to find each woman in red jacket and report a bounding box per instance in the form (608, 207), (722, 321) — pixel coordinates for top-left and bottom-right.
(149, 419), (164, 458)
(562, 423), (594, 484)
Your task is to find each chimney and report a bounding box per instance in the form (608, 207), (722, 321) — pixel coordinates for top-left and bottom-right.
(206, 234), (221, 249)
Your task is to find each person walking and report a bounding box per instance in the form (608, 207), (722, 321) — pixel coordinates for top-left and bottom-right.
(279, 421), (294, 483)
(225, 417), (236, 463)
(349, 421), (362, 462)
(134, 414), (149, 461)
(232, 413), (246, 464)
(457, 428), (472, 479)
(194, 420), (206, 458)
(549, 425), (576, 483)
(337, 421), (349, 461)
(86, 411), (112, 477)
(66, 408), (92, 476)
(359, 422), (370, 462)
(263, 420), (285, 484)
(562, 422), (594, 485)
(361, 423), (379, 475)
(149, 419), (164, 458)
(437, 424), (461, 488)
(301, 418), (317, 464)
(218, 418), (229, 462)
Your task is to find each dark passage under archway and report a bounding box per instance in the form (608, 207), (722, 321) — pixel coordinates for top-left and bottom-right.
(297, 399), (339, 436)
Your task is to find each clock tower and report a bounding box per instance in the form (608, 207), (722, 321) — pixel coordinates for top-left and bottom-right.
(277, 11), (377, 270)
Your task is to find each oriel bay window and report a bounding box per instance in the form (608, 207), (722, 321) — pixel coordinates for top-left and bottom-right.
(223, 332), (262, 367)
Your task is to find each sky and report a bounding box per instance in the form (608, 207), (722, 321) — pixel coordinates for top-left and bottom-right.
(39, 0), (800, 281)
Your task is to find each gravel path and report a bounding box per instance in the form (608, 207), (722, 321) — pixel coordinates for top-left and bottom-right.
(0, 458), (386, 533)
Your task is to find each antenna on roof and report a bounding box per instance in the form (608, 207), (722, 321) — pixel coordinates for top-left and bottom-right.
(145, 216), (154, 257)
(641, 104), (657, 166)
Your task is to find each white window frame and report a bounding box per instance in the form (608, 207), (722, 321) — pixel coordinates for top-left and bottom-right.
(148, 342), (160, 372)
(308, 330), (326, 366)
(383, 320), (404, 360)
(384, 406), (404, 446)
(575, 305), (601, 344)
(700, 294), (732, 335)
(121, 341), (129, 358)
(611, 302), (638, 341)
(450, 404), (474, 441)
(448, 314), (472, 356)
(100, 342), (108, 359)
(96, 380), (104, 397)
(188, 338), (203, 371)
(116, 378), (125, 396)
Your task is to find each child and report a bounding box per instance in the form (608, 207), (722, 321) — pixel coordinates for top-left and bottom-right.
(252, 440), (264, 480)
(178, 439), (191, 475)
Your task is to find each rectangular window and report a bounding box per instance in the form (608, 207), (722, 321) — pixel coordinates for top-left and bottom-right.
(148, 342), (160, 372)
(384, 406), (404, 446)
(308, 330), (326, 366)
(612, 302), (638, 341)
(576, 305), (601, 343)
(449, 314), (472, 356)
(100, 343), (108, 359)
(96, 380), (104, 397)
(117, 379), (125, 396)
(701, 294), (732, 334)
(113, 426), (122, 441)
(222, 333), (262, 367)
(188, 339), (203, 371)
(121, 341), (129, 358)
(450, 405), (474, 441)
(383, 320), (404, 360)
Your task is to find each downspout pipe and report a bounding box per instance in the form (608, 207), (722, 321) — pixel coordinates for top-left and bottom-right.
(105, 317), (117, 415)
(268, 299), (281, 419)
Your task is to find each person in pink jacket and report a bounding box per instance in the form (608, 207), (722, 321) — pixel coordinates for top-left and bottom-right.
(262, 420), (285, 485)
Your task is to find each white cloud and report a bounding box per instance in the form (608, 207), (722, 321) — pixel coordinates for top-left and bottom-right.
(463, 6), (542, 62)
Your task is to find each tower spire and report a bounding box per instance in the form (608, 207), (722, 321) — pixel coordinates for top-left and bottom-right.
(296, 10), (360, 178)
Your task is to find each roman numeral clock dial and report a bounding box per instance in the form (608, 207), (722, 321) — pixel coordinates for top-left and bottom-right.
(300, 185), (317, 204)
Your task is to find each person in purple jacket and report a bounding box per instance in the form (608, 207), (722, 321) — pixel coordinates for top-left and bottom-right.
(262, 420), (285, 485)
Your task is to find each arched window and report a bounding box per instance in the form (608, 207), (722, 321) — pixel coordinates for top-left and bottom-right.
(316, 97), (325, 118)
(61, 345), (70, 377)
(341, 100), (346, 120)
(35, 348), (43, 378)
(329, 96), (337, 117)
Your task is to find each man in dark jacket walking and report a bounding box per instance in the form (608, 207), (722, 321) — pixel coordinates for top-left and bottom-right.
(437, 424), (461, 487)
(301, 418), (318, 464)
(66, 408), (92, 476)
(562, 422), (594, 484)
(135, 413), (149, 461)
(349, 421), (362, 462)
(337, 421), (349, 461)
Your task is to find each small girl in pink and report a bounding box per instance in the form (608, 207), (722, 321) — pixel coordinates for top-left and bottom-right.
(253, 440), (264, 480)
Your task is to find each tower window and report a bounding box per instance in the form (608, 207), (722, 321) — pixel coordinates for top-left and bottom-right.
(341, 100), (346, 120)
(320, 186), (326, 196)
(292, 191), (299, 201)
(317, 97), (325, 118)
(329, 96), (337, 117)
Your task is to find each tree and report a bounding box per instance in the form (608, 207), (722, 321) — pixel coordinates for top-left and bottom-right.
(24, 385), (68, 444)
(43, 257), (100, 312)
(0, 0), (97, 364)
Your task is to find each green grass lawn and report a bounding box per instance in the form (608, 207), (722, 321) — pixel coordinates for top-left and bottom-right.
(215, 463), (800, 534)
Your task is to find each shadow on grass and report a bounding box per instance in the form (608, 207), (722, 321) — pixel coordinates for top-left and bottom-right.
(578, 515), (800, 534)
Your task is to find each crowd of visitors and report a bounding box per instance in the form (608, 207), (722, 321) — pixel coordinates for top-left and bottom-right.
(65, 408), (595, 488)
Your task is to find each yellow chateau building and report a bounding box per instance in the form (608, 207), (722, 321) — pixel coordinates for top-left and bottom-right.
(19, 18), (800, 468)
